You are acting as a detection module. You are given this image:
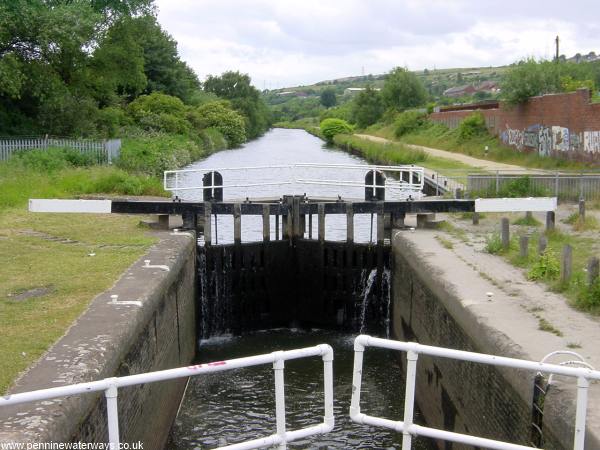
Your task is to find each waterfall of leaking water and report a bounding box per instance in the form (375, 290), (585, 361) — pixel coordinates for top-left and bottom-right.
(358, 268), (377, 333)
(382, 267), (392, 338)
(198, 252), (209, 338)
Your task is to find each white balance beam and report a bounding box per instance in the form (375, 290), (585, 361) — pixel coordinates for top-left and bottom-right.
(475, 197), (557, 213)
(29, 199), (112, 214)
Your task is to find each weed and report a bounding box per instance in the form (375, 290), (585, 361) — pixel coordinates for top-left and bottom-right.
(576, 279), (600, 310)
(435, 235), (454, 249)
(485, 233), (503, 254)
(537, 317), (563, 336)
(528, 250), (560, 281)
(563, 213), (599, 231)
(567, 342), (582, 349)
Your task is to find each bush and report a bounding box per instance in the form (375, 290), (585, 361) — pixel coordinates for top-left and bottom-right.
(96, 106), (129, 138)
(394, 111), (428, 137)
(320, 118), (353, 143)
(128, 93), (191, 134)
(484, 233), (503, 254)
(12, 148), (96, 172)
(194, 101), (247, 147)
(457, 112), (488, 141)
(577, 279), (600, 310)
(199, 127), (227, 152)
(528, 250), (560, 281)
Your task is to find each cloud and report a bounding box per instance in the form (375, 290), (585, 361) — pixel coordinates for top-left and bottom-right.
(154, 0), (600, 87)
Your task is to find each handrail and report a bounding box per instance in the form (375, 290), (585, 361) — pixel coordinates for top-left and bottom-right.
(350, 335), (600, 450)
(163, 164), (425, 199)
(1, 344), (334, 450)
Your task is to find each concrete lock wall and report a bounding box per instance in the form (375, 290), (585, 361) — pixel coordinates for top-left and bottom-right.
(0, 231), (196, 449)
(391, 230), (599, 449)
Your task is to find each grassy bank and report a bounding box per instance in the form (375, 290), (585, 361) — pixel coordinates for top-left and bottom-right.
(367, 120), (591, 171)
(0, 131), (227, 393)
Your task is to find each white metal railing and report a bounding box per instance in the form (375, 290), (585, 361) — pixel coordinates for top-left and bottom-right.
(350, 335), (600, 450)
(0, 344), (334, 450)
(163, 164), (425, 200)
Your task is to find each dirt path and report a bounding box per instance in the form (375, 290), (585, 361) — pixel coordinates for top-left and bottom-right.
(354, 133), (546, 173)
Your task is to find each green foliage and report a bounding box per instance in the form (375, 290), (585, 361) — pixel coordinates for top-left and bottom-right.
(204, 71), (270, 139)
(96, 107), (130, 138)
(576, 279), (600, 310)
(194, 101), (247, 147)
(513, 214), (541, 227)
(528, 250), (560, 281)
(320, 88), (337, 108)
(484, 233), (503, 254)
(381, 67), (428, 111)
(128, 93), (190, 134)
(332, 134), (427, 165)
(320, 118), (353, 143)
(502, 58), (599, 105)
(199, 127), (228, 152)
(563, 213), (599, 231)
(457, 112), (488, 141)
(394, 111), (428, 137)
(352, 86), (384, 128)
(11, 148), (95, 172)
(320, 102), (354, 123)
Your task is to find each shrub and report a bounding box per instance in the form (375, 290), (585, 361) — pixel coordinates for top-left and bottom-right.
(320, 118), (353, 143)
(457, 112), (487, 141)
(528, 250), (560, 281)
(394, 111), (428, 137)
(194, 101), (247, 147)
(96, 106), (129, 138)
(199, 127), (227, 152)
(128, 93), (191, 134)
(12, 148), (96, 172)
(577, 279), (600, 310)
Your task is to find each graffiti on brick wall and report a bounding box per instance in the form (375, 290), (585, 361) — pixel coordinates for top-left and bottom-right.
(584, 131), (600, 153)
(501, 124), (600, 156)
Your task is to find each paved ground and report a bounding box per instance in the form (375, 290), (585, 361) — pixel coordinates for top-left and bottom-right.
(354, 133), (545, 173)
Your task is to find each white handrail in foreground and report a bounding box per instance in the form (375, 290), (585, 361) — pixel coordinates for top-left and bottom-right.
(1, 344), (334, 450)
(350, 335), (600, 450)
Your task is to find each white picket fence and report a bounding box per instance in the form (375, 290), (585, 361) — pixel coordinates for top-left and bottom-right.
(0, 136), (121, 164)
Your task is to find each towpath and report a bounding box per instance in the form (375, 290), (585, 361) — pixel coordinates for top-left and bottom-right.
(354, 133), (545, 173)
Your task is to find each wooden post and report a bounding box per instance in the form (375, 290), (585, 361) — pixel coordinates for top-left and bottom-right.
(308, 211), (313, 239)
(538, 235), (547, 255)
(275, 214), (280, 240)
(519, 235), (529, 259)
(525, 211), (533, 222)
(455, 188), (463, 199)
(501, 217), (510, 250)
(377, 203), (384, 244)
(292, 196), (301, 238)
(234, 203), (241, 244)
(561, 244), (572, 283)
(579, 199), (586, 221)
(472, 212), (480, 225)
(262, 204), (270, 242)
(346, 203), (354, 243)
(204, 202), (211, 246)
(318, 203), (325, 243)
(546, 211), (555, 233)
(588, 257), (600, 286)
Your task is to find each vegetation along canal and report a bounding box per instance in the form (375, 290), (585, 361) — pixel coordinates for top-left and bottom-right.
(168, 128), (431, 448)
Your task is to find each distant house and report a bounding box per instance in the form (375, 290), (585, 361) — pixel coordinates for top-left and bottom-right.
(476, 81), (500, 93)
(343, 87), (381, 95)
(443, 85), (477, 98)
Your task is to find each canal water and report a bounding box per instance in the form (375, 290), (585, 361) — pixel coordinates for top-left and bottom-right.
(177, 128), (398, 243)
(168, 129), (432, 449)
(168, 330), (433, 450)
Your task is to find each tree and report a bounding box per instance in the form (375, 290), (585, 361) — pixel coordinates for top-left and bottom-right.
(320, 88), (337, 108)
(351, 86), (384, 128)
(203, 71), (270, 139)
(194, 101), (247, 147)
(381, 67), (428, 111)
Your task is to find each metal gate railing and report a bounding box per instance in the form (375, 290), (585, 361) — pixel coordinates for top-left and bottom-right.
(349, 335), (600, 450)
(0, 345), (334, 450)
(163, 164), (425, 200)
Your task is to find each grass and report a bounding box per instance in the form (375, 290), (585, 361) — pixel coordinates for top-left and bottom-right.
(332, 133), (427, 165)
(0, 208), (157, 393)
(435, 235), (454, 249)
(370, 120), (594, 171)
(562, 212), (600, 231)
(537, 317), (563, 336)
(513, 214), (541, 227)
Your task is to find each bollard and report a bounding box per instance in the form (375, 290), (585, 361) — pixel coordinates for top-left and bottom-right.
(538, 235), (547, 255)
(472, 212), (480, 226)
(455, 188), (463, 199)
(519, 235), (529, 259)
(561, 244), (572, 284)
(579, 199), (586, 221)
(588, 257), (599, 286)
(525, 211), (533, 222)
(546, 211), (555, 233)
(501, 218), (510, 250)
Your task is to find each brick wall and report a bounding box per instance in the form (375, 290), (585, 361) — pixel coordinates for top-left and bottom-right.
(430, 89), (600, 163)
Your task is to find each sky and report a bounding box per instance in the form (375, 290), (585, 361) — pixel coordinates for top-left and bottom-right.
(154, 0), (600, 89)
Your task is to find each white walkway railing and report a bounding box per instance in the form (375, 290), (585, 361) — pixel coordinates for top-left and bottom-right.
(0, 345), (334, 450)
(163, 164), (425, 200)
(350, 335), (600, 450)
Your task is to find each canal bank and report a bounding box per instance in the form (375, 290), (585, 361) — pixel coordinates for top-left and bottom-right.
(392, 225), (600, 448)
(0, 229), (196, 448)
